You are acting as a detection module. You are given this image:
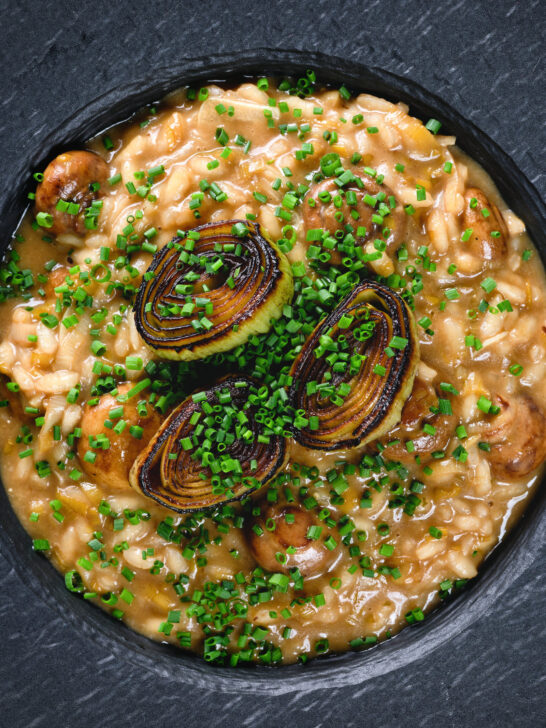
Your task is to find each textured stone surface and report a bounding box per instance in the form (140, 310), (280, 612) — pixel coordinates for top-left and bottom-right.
(0, 1), (545, 726)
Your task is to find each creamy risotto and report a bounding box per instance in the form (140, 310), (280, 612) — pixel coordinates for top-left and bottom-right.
(0, 74), (545, 665)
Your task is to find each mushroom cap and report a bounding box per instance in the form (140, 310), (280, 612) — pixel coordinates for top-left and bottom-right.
(303, 177), (406, 265)
(78, 383), (162, 490)
(462, 187), (508, 264)
(381, 377), (452, 464)
(35, 150), (109, 236)
(484, 394), (546, 477)
(246, 501), (338, 578)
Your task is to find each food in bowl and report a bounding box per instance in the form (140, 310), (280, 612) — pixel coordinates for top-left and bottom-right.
(0, 72), (544, 665)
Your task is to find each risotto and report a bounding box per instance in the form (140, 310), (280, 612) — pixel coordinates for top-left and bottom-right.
(0, 74), (544, 666)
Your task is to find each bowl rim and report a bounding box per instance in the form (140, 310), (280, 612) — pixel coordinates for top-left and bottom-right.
(0, 47), (544, 695)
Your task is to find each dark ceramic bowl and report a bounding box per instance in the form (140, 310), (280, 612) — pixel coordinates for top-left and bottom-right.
(0, 49), (544, 695)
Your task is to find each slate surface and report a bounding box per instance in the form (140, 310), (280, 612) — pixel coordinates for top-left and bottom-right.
(0, 1), (545, 726)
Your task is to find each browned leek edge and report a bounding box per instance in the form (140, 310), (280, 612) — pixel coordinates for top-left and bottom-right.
(129, 375), (286, 513)
(288, 281), (419, 450)
(133, 219), (293, 361)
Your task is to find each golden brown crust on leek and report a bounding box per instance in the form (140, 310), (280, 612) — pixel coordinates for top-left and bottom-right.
(133, 220), (293, 361)
(129, 375), (286, 513)
(289, 281), (419, 450)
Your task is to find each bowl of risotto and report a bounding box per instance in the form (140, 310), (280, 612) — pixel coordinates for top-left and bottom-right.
(0, 50), (544, 692)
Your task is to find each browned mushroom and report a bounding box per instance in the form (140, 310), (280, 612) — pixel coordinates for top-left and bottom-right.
(303, 177), (406, 265)
(43, 265), (71, 298)
(246, 501), (338, 577)
(35, 150), (109, 236)
(78, 383), (163, 490)
(482, 394), (546, 477)
(381, 378), (452, 463)
(462, 188), (508, 263)
(0, 377), (25, 420)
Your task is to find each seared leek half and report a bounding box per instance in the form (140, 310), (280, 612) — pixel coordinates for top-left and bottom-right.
(133, 220), (293, 360)
(129, 375), (286, 513)
(289, 281), (419, 450)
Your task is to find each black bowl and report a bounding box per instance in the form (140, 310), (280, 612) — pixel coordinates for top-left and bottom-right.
(0, 49), (544, 695)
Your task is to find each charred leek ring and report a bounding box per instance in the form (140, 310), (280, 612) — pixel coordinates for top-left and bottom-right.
(133, 220), (293, 361)
(289, 281), (419, 450)
(129, 375), (286, 513)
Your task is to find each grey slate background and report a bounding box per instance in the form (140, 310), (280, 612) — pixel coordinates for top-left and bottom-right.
(0, 0), (545, 726)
